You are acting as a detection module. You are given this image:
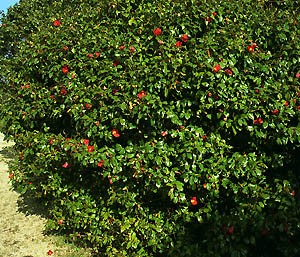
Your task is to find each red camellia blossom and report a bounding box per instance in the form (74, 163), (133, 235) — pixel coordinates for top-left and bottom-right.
(87, 145), (94, 152)
(112, 129), (120, 137)
(180, 126), (185, 129)
(98, 160), (104, 167)
(96, 121), (100, 126)
(227, 226), (234, 235)
(49, 139), (54, 145)
(202, 135), (207, 140)
(72, 73), (75, 79)
(206, 17), (212, 23)
(190, 197), (197, 205)
(253, 117), (263, 125)
(176, 41), (182, 48)
(9, 174), (14, 179)
(248, 45), (255, 52)
(87, 53), (94, 58)
(58, 219), (63, 225)
(153, 28), (162, 36)
(225, 69), (233, 76)
(284, 101), (289, 107)
(213, 65), (221, 73)
(50, 95), (55, 99)
(61, 88), (67, 95)
(83, 139), (89, 146)
(62, 162), (69, 168)
(65, 138), (71, 140)
(272, 109), (279, 115)
(181, 34), (188, 42)
(86, 103), (92, 109)
(113, 60), (120, 66)
(296, 73), (300, 78)
(161, 131), (167, 136)
(62, 66), (68, 74)
(138, 91), (146, 99)
(120, 45), (126, 50)
(291, 190), (295, 196)
(53, 20), (61, 26)
(48, 250), (53, 255)
(95, 52), (100, 57)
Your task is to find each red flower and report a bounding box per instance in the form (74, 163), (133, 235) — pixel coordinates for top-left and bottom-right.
(72, 73), (75, 79)
(202, 135), (207, 140)
(153, 28), (162, 36)
(296, 73), (300, 78)
(50, 95), (55, 99)
(9, 174), (14, 179)
(120, 45), (126, 50)
(181, 34), (188, 42)
(112, 129), (120, 137)
(87, 145), (94, 152)
(86, 103), (92, 109)
(206, 17), (212, 23)
(176, 41), (182, 48)
(62, 66), (68, 74)
(158, 40), (164, 45)
(284, 101), (289, 107)
(61, 88), (67, 96)
(213, 65), (221, 73)
(49, 139), (54, 145)
(58, 219), (63, 225)
(291, 190), (295, 196)
(97, 160), (104, 167)
(53, 20), (61, 26)
(227, 226), (234, 235)
(253, 117), (263, 125)
(48, 250), (53, 256)
(96, 121), (100, 126)
(161, 131), (167, 136)
(248, 45), (255, 52)
(225, 69), (232, 76)
(65, 138), (71, 140)
(138, 91), (146, 99)
(272, 109), (279, 115)
(87, 53), (94, 58)
(255, 89), (259, 93)
(261, 229), (269, 236)
(190, 197), (197, 205)
(298, 106), (300, 111)
(180, 126), (185, 129)
(212, 12), (217, 17)
(62, 162), (69, 168)
(83, 139), (89, 146)
(113, 60), (120, 66)
(95, 52), (100, 57)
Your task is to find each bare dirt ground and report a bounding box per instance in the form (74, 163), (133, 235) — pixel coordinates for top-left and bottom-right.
(0, 133), (93, 257)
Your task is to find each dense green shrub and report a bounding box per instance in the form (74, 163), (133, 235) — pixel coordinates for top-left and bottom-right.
(1, 0), (300, 256)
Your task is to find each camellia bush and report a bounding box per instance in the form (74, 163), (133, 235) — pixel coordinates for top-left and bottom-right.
(1, 0), (300, 256)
